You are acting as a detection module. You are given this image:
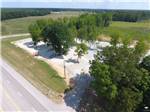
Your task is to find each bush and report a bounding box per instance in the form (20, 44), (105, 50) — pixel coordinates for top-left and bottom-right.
(140, 55), (150, 72)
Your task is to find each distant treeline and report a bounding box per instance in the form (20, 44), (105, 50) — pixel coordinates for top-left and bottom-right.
(1, 8), (150, 22)
(112, 11), (150, 22)
(1, 8), (51, 20)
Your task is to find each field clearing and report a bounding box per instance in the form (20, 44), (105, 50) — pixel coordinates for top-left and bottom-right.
(1, 36), (67, 96)
(1, 11), (81, 35)
(101, 21), (150, 42)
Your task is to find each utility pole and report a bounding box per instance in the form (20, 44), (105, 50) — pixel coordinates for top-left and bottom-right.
(64, 60), (66, 79)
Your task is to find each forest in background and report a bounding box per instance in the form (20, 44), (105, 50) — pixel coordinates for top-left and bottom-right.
(1, 8), (150, 22)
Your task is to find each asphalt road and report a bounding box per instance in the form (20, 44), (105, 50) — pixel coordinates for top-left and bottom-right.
(0, 64), (47, 111)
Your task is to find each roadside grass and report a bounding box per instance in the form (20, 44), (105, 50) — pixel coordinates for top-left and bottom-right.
(1, 36), (67, 95)
(1, 11), (81, 35)
(100, 21), (150, 42)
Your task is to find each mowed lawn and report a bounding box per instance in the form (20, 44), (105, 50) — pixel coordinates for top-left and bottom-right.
(1, 11), (81, 35)
(1, 36), (67, 94)
(101, 20), (150, 42)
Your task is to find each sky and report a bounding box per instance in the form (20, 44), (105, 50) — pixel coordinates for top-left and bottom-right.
(1, 0), (150, 10)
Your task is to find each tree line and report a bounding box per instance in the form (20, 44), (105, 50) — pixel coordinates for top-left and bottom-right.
(1, 8), (51, 20)
(29, 13), (112, 56)
(112, 10), (150, 22)
(2, 8), (150, 22)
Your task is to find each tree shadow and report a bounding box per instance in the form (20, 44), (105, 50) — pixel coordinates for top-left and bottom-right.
(23, 41), (64, 59)
(23, 41), (34, 48)
(66, 58), (78, 64)
(88, 47), (97, 51)
(64, 73), (92, 110)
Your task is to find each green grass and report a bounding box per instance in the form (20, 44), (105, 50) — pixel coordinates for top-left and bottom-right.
(1, 11), (81, 35)
(1, 36), (67, 94)
(101, 20), (150, 42)
(2, 13), (150, 42)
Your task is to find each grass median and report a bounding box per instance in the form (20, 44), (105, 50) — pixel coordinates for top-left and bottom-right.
(1, 36), (67, 95)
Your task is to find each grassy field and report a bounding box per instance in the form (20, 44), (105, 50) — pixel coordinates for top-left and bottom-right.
(1, 36), (67, 95)
(101, 20), (150, 42)
(1, 11), (81, 35)
(2, 12), (150, 43)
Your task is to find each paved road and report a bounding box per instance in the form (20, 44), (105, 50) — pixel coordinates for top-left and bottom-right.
(0, 33), (30, 39)
(0, 59), (75, 112)
(0, 63), (47, 111)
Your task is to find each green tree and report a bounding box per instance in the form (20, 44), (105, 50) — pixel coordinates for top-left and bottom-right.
(75, 43), (88, 63)
(36, 19), (48, 30)
(68, 17), (77, 42)
(134, 40), (149, 61)
(86, 25), (98, 47)
(90, 61), (117, 100)
(76, 13), (96, 41)
(102, 13), (112, 27)
(136, 74), (150, 112)
(76, 13), (111, 43)
(137, 55), (150, 112)
(95, 13), (104, 27)
(28, 23), (41, 47)
(89, 38), (150, 112)
(77, 26), (88, 41)
(43, 20), (75, 55)
(140, 55), (150, 72)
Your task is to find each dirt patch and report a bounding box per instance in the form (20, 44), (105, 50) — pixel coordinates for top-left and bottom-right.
(97, 34), (111, 42)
